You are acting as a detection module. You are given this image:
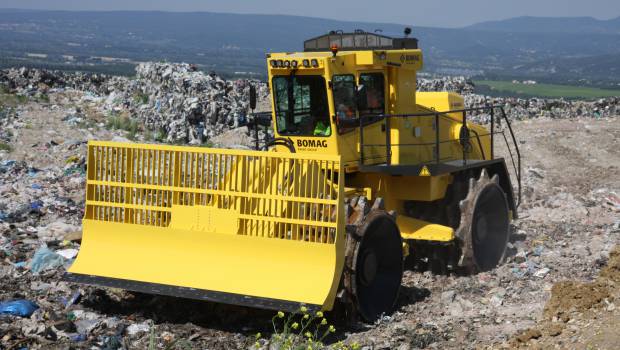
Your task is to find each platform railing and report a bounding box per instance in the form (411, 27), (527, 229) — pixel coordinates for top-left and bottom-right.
(358, 105), (521, 206)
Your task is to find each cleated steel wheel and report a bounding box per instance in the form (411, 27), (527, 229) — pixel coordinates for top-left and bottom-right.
(456, 169), (510, 272)
(343, 196), (403, 322)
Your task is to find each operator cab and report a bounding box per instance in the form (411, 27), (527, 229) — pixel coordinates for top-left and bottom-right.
(265, 30), (423, 166)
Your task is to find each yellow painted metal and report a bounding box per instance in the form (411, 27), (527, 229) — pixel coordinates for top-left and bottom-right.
(267, 48), (427, 166)
(266, 49), (491, 167)
(69, 141), (345, 309)
(416, 92), (465, 114)
(396, 215), (455, 242)
(348, 172), (452, 204)
(417, 92), (491, 161)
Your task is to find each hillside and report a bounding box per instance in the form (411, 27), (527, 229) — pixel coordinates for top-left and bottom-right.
(0, 9), (619, 85)
(467, 15), (620, 34)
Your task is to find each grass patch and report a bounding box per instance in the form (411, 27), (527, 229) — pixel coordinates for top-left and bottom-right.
(145, 128), (168, 143)
(200, 140), (215, 148)
(254, 308), (359, 350)
(36, 93), (50, 103)
(0, 141), (13, 152)
(133, 92), (149, 105)
(106, 114), (140, 137)
(0, 91), (28, 107)
(475, 80), (620, 99)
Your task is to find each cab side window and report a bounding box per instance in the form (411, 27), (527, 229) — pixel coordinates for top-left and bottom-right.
(332, 74), (357, 132)
(359, 73), (385, 116)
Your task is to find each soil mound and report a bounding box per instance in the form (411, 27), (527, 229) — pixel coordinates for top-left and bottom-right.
(543, 281), (610, 321)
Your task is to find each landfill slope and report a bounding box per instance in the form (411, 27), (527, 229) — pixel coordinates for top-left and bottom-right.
(0, 66), (619, 349)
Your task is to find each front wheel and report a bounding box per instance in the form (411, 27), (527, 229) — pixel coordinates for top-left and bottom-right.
(343, 197), (403, 322)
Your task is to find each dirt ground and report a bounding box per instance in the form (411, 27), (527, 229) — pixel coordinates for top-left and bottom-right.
(341, 117), (620, 349)
(0, 94), (619, 349)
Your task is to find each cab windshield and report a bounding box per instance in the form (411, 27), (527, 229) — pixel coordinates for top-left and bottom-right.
(273, 75), (331, 136)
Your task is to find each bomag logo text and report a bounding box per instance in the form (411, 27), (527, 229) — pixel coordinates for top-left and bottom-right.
(297, 139), (328, 148)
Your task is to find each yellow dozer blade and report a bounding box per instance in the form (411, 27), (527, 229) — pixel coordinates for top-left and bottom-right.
(65, 141), (345, 312)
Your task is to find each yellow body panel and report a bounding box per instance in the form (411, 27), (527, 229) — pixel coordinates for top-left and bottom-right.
(69, 141), (346, 309)
(71, 220), (339, 306)
(417, 92), (491, 161)
(347, 172), (452, 207)
(397, 216), (454, 242)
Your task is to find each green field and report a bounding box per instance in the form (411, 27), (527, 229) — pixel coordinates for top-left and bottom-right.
(474, 80), (620, 99)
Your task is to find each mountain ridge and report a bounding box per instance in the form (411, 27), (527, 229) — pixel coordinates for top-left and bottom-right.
(0, 9), (618, 86)
(466, 15), (620, 34)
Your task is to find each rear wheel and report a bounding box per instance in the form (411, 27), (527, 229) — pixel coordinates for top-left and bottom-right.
(457, 169), (510, 272)
(404, 169), (511, 274)
(343, 196), (403, 322)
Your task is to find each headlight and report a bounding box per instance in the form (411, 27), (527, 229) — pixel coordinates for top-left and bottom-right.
(302, 59), (310, 68)
(291, 60), (298, 68)
(270, 60), (277, 68)
(283, 60), (291, 68)
(311, 59), (319, 68)
(276, 59), (283, 67)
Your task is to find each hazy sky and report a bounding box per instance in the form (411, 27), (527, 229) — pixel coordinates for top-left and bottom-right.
(1, 0), (619, 27)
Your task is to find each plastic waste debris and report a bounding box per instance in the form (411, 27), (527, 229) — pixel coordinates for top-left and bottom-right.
(56, 248), (79, 260)
(30, 200), (44, 211)
(30, 246), (65, 274)
(0, 299), (39, 317)
(102, 335), (123, 350)
(63, 291), (82, 308)
(71, 333), (87, 342)
(126, 322), (151, 336)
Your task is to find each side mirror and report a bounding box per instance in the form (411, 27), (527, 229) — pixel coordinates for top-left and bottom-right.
(355, 84), (368, 112)
(249, 85), (257, 111)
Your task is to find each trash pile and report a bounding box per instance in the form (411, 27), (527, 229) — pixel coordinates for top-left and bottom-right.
(101, 63), (269, 144)
(0, 64), (269, 145)
(418, 76), (475, 94)
(0, 67), (112, 96)
(417, 76), (620, 120)
(0, 106), (18, 146)
(465, 94), (620, 120)
(2, 68), (618, 146)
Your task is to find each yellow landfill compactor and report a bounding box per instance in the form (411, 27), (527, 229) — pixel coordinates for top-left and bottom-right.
(65, 30), (521, 322)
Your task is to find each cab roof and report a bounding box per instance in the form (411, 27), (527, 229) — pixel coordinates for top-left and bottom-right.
(304, 31), (418, 52)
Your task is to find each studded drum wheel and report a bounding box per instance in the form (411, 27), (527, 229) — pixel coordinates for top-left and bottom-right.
(343, 196), (403, 322)
(456, 169), (511, 272)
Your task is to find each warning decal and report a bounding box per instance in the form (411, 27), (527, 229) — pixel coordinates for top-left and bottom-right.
(419, 165), (431, 176)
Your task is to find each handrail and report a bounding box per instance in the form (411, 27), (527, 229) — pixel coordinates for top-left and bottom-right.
(358, 105), (522, 207)
(499, 108), (522, 206)
(469, 129), (486, 161)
